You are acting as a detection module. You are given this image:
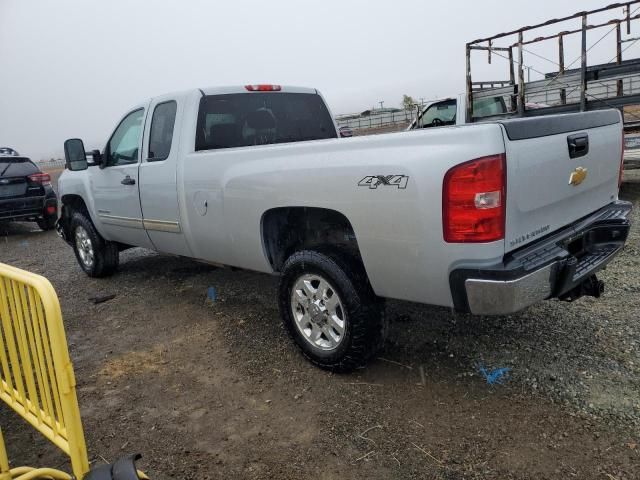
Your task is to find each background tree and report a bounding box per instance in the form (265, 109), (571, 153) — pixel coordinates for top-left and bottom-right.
(402, 94), (416, 111)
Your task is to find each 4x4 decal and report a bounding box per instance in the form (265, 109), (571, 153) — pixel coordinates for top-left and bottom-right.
(358, 175), (409, 190)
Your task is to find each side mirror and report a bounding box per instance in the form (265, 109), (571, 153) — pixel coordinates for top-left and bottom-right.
(339, 126), (353, 138)
(64, 138), (88, 171)
(89, 149), (104, 168)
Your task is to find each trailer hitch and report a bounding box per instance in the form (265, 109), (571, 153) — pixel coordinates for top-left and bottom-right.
(559, 275), (605, 302)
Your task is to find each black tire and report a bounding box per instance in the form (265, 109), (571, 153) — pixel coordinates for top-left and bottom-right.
(279, 250), (386, 373)
(70, 211), (119, 277)
(36, 215), (56, 231)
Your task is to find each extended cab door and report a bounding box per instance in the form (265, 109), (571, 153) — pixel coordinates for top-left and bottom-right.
(138, 94), (192, 256)
(91, 107), (154, 248)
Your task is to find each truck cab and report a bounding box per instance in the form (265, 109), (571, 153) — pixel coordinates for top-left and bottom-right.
(408, 95), (507, 130)
(57, 85), (340, 269)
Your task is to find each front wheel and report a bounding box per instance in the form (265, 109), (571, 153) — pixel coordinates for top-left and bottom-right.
(279, 250), (386, 372)
(70, 211), (119, 277)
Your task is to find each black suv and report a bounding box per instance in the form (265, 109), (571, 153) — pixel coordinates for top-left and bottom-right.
(0, 155), (58, 230)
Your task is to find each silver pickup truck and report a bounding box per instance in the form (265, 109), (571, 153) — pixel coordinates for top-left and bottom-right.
(58, 84), (631, 371)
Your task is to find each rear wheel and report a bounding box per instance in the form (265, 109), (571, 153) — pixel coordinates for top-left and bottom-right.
(279, 250), (386, 372)
(36, 215), (57, 231)
(70, 211), (119, 277)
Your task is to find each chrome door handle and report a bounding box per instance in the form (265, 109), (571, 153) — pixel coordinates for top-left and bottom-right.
(121, 176), (136, 186)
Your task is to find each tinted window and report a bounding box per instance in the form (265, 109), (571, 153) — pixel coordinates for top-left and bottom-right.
(196, 93), (337, 151)
(148, 101), (177, 161)
(107, 109), (144, 166)
(0, 157), (39, 178)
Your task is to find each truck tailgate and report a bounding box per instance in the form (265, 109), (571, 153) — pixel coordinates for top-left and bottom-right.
(500, 110), (623, 253)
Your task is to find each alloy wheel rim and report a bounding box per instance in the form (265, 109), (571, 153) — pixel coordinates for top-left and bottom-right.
(290, 274), (346, 352)
(75, 226), (94, 268)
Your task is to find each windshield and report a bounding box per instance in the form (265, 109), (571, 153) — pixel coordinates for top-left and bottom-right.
(196, 92), (337, 151)
(418, 100), (457, 128)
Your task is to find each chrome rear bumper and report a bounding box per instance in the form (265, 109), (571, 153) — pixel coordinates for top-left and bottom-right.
(450, 201), (632, 316)
(464, 264), (555, 316)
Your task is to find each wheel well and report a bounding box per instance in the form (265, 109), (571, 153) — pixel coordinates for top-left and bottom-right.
(59, 194), (89, 241)
(261, 207), (363, 272)
(61, 194), (89, 215)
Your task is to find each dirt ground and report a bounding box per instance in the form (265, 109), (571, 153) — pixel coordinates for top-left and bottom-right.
(1, 171), (639, 480)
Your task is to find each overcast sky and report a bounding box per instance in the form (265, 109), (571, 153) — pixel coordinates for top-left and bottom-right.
(0, 0), (633, 159)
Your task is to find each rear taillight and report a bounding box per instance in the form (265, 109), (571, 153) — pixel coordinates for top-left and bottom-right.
(46, 204), (56, 215)
(619, 131), (625, 189)
(443, 154), (506, 243)
(28, 173), (51, 186)
(244, 84), (282, 92)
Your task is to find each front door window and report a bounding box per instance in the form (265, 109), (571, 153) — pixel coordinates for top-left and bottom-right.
(107, 109), (144, 166)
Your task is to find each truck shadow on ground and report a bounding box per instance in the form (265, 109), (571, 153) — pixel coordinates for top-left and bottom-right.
(93, 241), (634, 396)
(0, 221), (45, 237)
(115, 247), (627, 404)
(3, 219), (637, 479)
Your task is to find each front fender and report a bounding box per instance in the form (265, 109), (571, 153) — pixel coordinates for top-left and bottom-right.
(56, 204), (73, 244)
(58, 169), (103, 234)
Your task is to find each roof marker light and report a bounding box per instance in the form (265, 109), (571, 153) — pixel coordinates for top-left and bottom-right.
(244, 84), (282, 92)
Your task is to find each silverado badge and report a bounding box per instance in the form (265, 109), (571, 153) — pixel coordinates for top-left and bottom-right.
(569, 167), (588, 186)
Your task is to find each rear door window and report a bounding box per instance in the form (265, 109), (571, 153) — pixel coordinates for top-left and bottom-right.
(195, 93), (337, 151)
(148, 101), (177, 161)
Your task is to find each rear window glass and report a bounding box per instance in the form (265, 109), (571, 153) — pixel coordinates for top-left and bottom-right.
(195, 93), (337, 151)
(473, 97), (506, 118)
(0, 157), (39, 177)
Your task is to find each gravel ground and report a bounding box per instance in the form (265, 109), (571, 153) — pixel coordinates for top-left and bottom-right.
(0, 171), (638, 479)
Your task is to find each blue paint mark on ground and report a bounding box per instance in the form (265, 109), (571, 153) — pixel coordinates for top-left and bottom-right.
(477, 364), (511, 385)
(207, 287), (217, 303)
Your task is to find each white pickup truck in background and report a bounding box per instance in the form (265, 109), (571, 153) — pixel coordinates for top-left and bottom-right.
(58, 84), (631, 372)
(407, 94), (507, 130)
(407, 94), (550, 130)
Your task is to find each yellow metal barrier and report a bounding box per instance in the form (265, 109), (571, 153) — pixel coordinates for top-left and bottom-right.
(0, 262), (89, 480)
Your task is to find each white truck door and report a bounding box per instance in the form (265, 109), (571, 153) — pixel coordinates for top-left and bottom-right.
(91, 107), (154, 248)
(138, 96), (192, 256)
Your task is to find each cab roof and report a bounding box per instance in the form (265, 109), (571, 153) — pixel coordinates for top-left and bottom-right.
(199, 85), (317, 96)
